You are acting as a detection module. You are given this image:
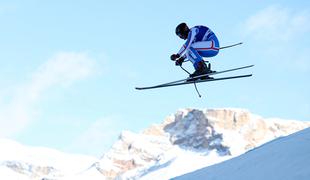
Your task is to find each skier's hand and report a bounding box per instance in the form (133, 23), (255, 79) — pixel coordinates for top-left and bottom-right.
(170, 54), (180, 61)
(175, 57), (185, 66)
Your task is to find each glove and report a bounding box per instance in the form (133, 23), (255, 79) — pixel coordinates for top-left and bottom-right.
(175, 56), (185, 66)
(170, 54), (180, 61)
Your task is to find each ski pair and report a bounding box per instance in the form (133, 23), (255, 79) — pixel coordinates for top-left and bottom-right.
(135, 65), (254, 90)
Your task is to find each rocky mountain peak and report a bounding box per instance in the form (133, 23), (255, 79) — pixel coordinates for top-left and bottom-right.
(97, 108), (310, 179)
(162, 109), (230, 154)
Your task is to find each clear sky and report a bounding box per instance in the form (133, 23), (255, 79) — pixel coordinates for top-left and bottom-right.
(0, 0), (309, 157)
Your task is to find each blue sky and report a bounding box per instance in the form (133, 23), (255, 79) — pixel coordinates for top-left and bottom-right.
(0, 0), (309, 157)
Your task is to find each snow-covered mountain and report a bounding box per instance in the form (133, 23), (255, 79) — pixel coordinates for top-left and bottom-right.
(0, 108), (309, 180)
(93, 108), (310, 180)
(0, 138), (97, 180)
(173, 127), (310, 180)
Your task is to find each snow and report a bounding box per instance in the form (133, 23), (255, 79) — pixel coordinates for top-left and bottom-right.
(106, 108), (310, 180)
(133, 147), (233, 180)
(0, 138), (97, 178)
(173, 127), (310, 180)
(0, 166), (29, 180)
(0, 108), (309, 180)
(60, 164), (106, 180)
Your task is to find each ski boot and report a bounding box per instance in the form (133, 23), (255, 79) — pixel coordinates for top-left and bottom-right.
(206, 62), (216, 74)
(187, 61), (213, 82)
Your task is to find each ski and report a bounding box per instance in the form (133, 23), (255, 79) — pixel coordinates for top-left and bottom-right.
(135, 64), (254, 89)
(135, 74), (252, 90)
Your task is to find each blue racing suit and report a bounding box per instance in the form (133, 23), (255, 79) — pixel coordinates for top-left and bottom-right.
(177, 26), (220, 70)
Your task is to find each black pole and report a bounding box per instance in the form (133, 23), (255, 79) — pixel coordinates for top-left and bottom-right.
(179, 65), (202, 98)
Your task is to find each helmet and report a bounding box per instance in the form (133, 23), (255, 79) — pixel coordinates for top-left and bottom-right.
(175, 23), (189, 39)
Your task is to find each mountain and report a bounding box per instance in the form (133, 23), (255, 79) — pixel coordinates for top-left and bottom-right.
(173, 127), (310, 180)
(0, 108), (309, 180)
(0, 138), (97, 180)
(93, 108), (310, 179)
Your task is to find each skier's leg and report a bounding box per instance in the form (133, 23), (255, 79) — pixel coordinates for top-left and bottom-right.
(191, 40), (219, 58)
(191, 38), (220, 73)
(186, 47), (210, 78)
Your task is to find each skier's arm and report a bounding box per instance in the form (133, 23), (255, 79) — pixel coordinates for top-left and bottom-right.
(177, 28), (197, 57)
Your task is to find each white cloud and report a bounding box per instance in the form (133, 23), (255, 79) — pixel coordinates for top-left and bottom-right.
(0, 52), (97, 137)
(240, 6), (310, 72)
(242, 6), (310, 41)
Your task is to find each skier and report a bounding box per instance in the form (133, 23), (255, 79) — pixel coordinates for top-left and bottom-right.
(170, 23), (220, 79)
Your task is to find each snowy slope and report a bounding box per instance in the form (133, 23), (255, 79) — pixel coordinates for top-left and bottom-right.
(173, 127), (310, 180)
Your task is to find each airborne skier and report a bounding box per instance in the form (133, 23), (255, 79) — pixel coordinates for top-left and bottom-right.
(170, 23), (220, 78)
(135, 23), (252, 97)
